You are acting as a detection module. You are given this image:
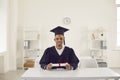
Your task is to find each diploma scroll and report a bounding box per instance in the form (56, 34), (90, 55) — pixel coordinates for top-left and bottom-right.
(52, 63), (67, 67)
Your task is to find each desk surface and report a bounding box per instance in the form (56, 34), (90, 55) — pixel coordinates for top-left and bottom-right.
(20, 68), (120, 80)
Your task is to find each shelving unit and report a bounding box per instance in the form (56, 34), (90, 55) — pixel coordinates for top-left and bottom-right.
(90, 40), (107, 67)
(89, 28), (107, 67)
(23, 31), (40, 70)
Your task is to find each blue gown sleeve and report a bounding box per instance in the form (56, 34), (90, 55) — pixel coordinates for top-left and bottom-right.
(69, 48), (79, 70)
(39, 48), (50, 69)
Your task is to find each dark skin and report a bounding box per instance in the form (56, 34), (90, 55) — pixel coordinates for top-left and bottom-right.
(46, 34), (71, 70)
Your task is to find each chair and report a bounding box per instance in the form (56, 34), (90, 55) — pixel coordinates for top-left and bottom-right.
(79, 57), (98, 68)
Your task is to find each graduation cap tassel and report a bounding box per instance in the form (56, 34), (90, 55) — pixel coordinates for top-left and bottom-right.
(64, 38), (65, 45)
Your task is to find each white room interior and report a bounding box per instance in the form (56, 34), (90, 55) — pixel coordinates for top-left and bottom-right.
(0, 0), (120, 74)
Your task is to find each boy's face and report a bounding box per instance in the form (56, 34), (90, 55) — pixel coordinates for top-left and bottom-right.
(54, 34), (64, 46)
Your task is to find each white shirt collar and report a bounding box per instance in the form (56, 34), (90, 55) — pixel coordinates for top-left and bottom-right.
(55, 45), (65, 55)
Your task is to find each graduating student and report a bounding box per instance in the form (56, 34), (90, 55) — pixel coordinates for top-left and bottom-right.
(39, 26), (79, 70)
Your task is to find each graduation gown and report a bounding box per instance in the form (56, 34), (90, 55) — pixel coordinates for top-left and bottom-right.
(39, 46), (79, 70)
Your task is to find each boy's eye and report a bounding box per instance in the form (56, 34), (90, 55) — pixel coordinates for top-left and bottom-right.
(56, 38), (63, 40)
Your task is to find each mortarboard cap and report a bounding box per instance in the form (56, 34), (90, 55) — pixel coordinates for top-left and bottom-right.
(50, 26), (69, 35)
(50, 26), (69, 45)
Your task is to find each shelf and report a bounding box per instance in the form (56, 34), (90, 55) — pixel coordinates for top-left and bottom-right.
(92, 39), (106, 41)
(24, 31), (40, 40)
(24, 57), (36, 61)
(97, 62), (107, 67)
(90, 48), (103, 50)
(24, 61), (35, 70)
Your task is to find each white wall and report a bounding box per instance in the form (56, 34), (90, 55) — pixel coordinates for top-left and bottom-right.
(0, 0), (9, 73)
(0, 0), (18, 73)
(17, 0), (120, 68)
(8, 0), (18, 71)
(107, 50), (120, 67)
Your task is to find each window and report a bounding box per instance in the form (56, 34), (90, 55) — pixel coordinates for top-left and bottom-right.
(0, 1), (7, 53)
(0, 22), (7, 53)
(116, 0), (120, 4)
(116, 0), (120, 46)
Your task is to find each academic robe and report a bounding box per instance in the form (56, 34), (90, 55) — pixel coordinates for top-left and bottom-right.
(39, 46), (79, 70)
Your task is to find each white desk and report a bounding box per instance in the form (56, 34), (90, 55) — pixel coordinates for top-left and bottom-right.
(20, 68), (120, 80)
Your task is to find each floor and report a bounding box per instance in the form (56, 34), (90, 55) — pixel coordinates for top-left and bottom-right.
(0, 70), (25, 80)
(0, 68), (120, 80)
